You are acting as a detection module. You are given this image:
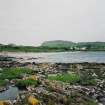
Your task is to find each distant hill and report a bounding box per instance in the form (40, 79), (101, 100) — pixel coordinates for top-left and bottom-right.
(41, 40), (76, 48)
(0, 41), (105, 52)
(78, 42), (105, 46)
(77, 42), (105, 50)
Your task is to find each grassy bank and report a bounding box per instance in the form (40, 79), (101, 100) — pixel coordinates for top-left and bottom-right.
(0, 45), (72, 52)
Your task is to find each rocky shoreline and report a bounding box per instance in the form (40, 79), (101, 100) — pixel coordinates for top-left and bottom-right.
(0, 56), (105, 105)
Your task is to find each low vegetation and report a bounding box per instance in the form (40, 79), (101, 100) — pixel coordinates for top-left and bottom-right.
(0, 67), (33, 87)
(48, 73), (80, 84)
(0, 67), (33, 80)
(48, 72), (97, 86)
(66, 93), (98, 105)
(80, 71), (97, 86)
(16, 79), (39, 88)
(0, 80), (6, 87)
(0, 44), (69, 52)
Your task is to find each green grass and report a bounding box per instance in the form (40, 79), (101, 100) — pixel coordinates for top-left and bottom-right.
(0, 67), (39, 87)
(48, 73), (80, 84)
(0, 80), (6, 86)
(16, 79), (39, 87)
(0, 67), (33, 80)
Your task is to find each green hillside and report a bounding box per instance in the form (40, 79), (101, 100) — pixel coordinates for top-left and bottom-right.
(41, 40), (76, 48)
(77, 42), (105, 50)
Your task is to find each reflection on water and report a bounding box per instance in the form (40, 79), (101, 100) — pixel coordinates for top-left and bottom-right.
(0, 86), (19, 100)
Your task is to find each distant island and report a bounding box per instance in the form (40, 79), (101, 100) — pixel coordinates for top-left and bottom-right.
(0, 40), (105, 52)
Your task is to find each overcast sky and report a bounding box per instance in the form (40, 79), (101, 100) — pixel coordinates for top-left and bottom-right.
(0, 0), (105, 46)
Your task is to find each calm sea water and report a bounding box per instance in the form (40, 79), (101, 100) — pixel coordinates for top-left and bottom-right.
(3, 51), (105, 63)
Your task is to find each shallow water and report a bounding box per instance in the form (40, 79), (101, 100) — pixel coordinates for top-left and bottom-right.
(0, 86), (19, 100)
(1, 51), (105, 63)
